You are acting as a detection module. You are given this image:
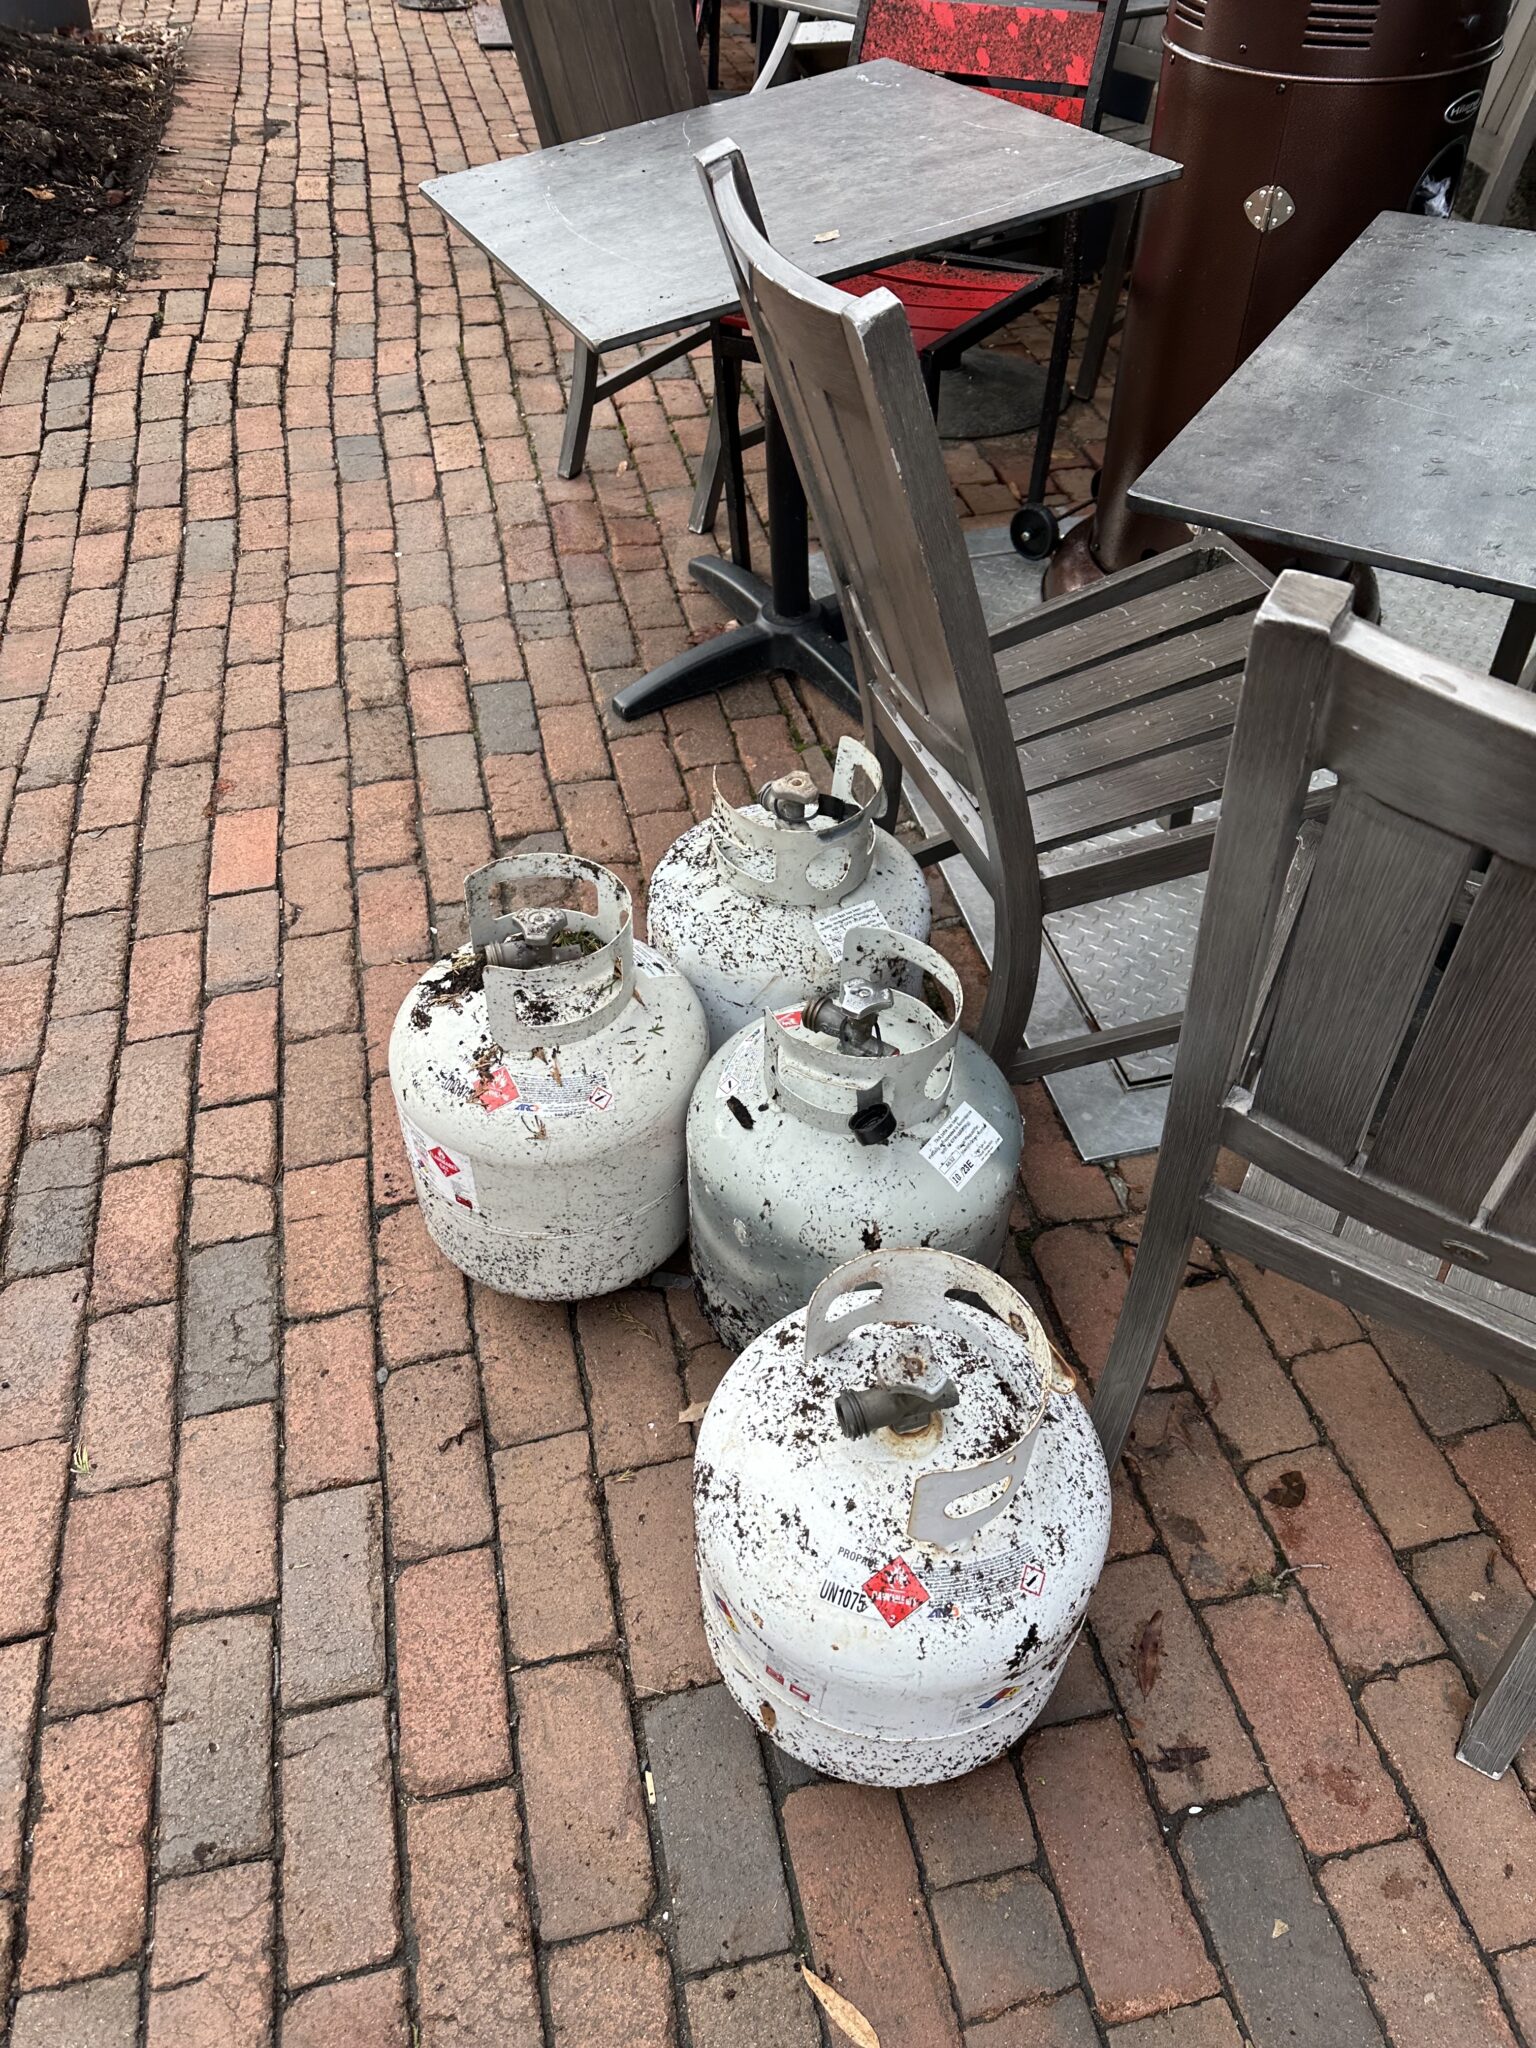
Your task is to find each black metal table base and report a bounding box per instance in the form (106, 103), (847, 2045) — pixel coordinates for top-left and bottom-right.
(612, 401), (859, 723)
(611, 559), (855, 719)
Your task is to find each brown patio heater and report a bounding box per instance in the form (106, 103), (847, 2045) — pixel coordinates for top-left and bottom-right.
(1055, 0), (1511, 583)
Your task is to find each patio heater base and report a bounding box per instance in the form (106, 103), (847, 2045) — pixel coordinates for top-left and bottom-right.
(936, 349), (1045, 442)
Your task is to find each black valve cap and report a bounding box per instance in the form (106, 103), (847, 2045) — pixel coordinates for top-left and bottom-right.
(848, 1101), (897, 1147)
(837, 1377), (959, 1439)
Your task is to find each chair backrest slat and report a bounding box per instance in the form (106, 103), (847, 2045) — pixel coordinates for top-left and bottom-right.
(853, 0), (1122, 128)
(1364, 859), (1536, 1221)
(503, 0), (707, 148)
(696, 142), (1023, 817)
(1248, 788), (1472, 1158)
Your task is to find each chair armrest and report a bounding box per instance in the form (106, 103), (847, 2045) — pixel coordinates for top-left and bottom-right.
(751, 9), (803, 90)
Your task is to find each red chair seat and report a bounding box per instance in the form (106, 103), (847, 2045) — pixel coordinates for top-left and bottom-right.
(722, 257), (1046, 354)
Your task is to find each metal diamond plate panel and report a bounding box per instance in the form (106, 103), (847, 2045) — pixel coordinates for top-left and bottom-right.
(1044, 873), (1207, 1086)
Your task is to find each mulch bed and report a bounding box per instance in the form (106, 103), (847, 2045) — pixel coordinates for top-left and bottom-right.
(0, 24), (179, 275)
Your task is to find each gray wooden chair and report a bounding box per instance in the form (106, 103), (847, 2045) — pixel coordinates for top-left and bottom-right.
(695, 138), (1271, 1077)
(1090, 570), (1536, 1780)
(499, 0), (714, 477)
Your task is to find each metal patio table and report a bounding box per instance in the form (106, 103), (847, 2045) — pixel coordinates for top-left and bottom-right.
(423, 59), (1176, 720)
(1130, 211), (1536, 685)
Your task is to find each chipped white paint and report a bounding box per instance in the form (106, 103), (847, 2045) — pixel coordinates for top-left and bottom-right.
(389, 855), (708, 1301)
(646, 737), (930, 1051)
(696, 1250), (1111, 1786)
(687, 928), (1022, 1352)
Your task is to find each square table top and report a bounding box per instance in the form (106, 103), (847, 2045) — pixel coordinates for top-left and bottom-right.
(423, 59), (1178, 354)
(1129, 212), (1536, 605)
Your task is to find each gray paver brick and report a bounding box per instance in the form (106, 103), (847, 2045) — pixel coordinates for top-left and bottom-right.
(1179, 1793), (1385, 2048)
(280, 1482), (385, 1708)
(157, 1612), (273, 1876)
(684, 1956), (822, 2048)
(181, 1237), (278, 1415)
(643, 1681), (793, 1973)
(11, 1973), (140, 2048)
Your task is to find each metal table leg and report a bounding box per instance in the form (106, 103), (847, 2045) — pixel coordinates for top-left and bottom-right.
(1492, 600), (1536, 687)
(611, 402), (857, 720)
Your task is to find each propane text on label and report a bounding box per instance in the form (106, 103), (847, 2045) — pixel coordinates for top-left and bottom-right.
(476, 1063), (614, 1117)
(920, 1100), (1006, 1191)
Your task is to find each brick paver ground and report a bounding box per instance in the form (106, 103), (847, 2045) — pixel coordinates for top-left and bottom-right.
(2, 4), (1535, 2044)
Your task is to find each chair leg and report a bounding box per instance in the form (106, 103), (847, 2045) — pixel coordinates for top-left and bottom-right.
(712, 340), (751, 572)
(871, 728), (905, 833)
(1091, 1183), (1202, 1469)
(1072, 194), (1135, 404)
(558, 336), (600, 480)
(689, 394), (728, 538)
(1457, 1602), (1536, 1778)
(1025, 219), (1084, 509)
(974, 896), (1041, 1078)
(919, 351), (943, 415)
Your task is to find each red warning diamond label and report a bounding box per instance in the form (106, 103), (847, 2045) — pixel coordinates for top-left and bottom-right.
(863, 1555), (929, 1629)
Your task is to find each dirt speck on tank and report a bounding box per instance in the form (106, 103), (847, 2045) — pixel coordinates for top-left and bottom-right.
(646, 735), (931, 1050)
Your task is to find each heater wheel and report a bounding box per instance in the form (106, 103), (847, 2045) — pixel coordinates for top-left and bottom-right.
(1010, 503), (1060, 561)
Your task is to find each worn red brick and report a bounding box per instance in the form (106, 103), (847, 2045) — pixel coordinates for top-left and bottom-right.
(1361, 1659), (1536, 1952)
(381, 1354), (493, 1559)
(1248, 1445), (1443, 1675)
(91, 1160), (185, 1312)
(48, 1481), (171, 1714)
(394, 1547), (512, 1796)
(208, 805), (278, 895)
(903, 1757), (1036, 1889)
(1319, 1840), (1515, 2048)
(783, 1782), (962, 2048)
(1016, 1084), (1121, 1223)
(281, 1159), (372, 1317)
(515, 1657), (653, 1941)
(406, 1786), (541, 2047)
(21, 1699), (156, 1988)
(283, 1310), (379, 1495)
(1292, 1343), (1476, 1548)
(1447, 1422), (1536, 1583)
(0, 1438), (69, 1640)
(0, 1271), (86, 1452)
(377, 1205), (469, 1366)
(475, 1287), (586, 1446)
(606, 1456), (713, 1694)
(1206, 1591), (1405, 1856)
(0, 1637), (43, 1892)
(172, 1404), (278, 1617)
(1034, 1227), (1174, 1388)
(1123, 1394), (1275, 1600)
(1090, 1554), (1263, 1810)
(577, 1288), (690, 1473)
(279, 1697), (399, 1988)
(494, 1432), (614, 1662)
(1024, 1716), (1220, 2025)
(1227, 1257), (1360, 1356)
(75, 1304), (175, 1495)
(146, 1860), (274, 2048)
(198, 988), (278, 1106)
(546, 1926), (676, 2048)
(1166, 1276), (1315, 1461)
(280, 1970), (411, 2048)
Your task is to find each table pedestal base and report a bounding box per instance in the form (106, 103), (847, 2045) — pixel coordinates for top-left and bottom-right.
(611, 558), (856, 720)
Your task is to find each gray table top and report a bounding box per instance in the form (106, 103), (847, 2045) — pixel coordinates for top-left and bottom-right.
(423, 59), (1177, 353)
(1129, 212), (1536, 605)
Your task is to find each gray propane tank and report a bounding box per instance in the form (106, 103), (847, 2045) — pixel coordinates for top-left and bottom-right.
(686, 926), (1022, 1351)
(389, 853), (708, 1300)
(645, 735), (931, 1050)
(695, 1248), (1110, 1786)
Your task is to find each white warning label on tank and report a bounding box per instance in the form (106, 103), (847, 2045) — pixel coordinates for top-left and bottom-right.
(813, 898), (885, 958)
(920, 1101), (1005, 1190)
(716, 1010), (803, 1102)
(704, 1579), (825, 1713)
(476, 1063), (612, 1118)
(401, 1115), (478, 1212)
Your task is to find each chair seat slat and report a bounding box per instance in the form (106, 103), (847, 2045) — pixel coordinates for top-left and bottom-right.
(1004, 611), (1257, 742)
(996, 560), (1265, 695)
(1017, 671), (1238, 792)
(1028, 735), (1231, 849)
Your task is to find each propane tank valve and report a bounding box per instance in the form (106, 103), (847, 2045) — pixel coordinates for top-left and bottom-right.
(836, 1377), (959, 1439)
(761, 771), (821, 824)
(804, 979), (894, 1055)
(481, 907), (569, 969)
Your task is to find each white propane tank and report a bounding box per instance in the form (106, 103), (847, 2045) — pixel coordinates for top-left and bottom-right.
(695, 1249), (1110, 1786)
(687, 927), (1022, 1352)
(389, 853), (708, 1300)
(646, 735), (931, 1050)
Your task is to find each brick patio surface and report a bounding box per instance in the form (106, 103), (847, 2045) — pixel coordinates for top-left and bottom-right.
(2, 3), (1536, 2044)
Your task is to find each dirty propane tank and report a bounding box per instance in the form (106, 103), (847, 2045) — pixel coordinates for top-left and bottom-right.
(388, 854), (708, 1301)
(686, 926), (1022, 1351)
(695, 1249), (1110, 1785)
(646, 736), (931, 1050)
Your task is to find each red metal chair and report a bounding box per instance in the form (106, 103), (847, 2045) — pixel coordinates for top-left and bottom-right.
(692, 0), (1131, 560)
